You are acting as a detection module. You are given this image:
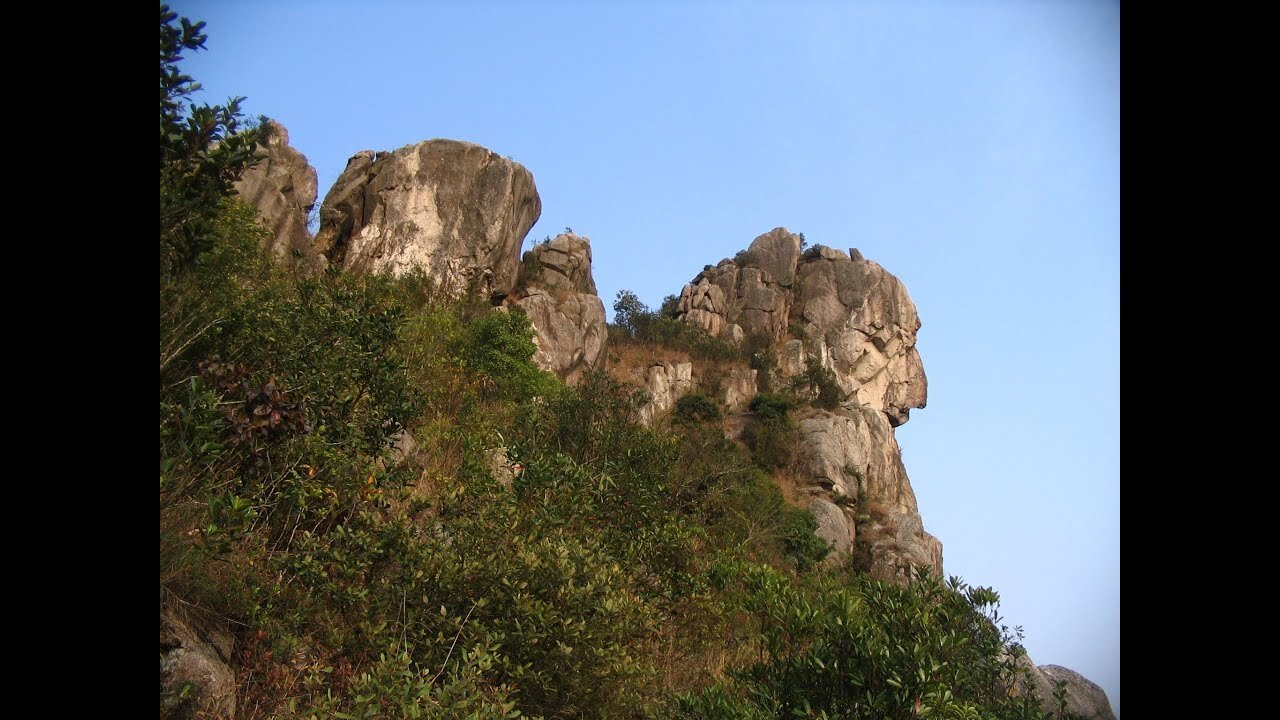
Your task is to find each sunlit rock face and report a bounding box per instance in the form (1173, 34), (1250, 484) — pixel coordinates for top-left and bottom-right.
(508, 233), (608, 385)
(675, 230), (934, 577)
(234, 119), (321, 270)
(314, 139), (541, 300)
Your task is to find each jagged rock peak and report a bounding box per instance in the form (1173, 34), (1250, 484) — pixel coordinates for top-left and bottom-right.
(678, 232), (926, 427)
(314, 139), (541, 300)
(234, 119), (321, 269)
(508, 233), (607, 385)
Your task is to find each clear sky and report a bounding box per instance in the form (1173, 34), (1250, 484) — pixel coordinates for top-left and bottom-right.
(181, 0), (1119, 714)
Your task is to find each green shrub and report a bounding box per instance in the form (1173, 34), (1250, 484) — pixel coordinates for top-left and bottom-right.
(674, 566), (1052, 720)
(791, 356), (843, 410)
(611, 290), (740, 361)
(743, 394), (797, 470)
(160, 5), (268, 275)
(674, 393), (722, 425)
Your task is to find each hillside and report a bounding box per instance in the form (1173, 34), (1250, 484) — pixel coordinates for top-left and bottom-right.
(159, 8), (1114, 718)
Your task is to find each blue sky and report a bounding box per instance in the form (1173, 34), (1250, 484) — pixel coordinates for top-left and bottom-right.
(182, 0), (1119, 713)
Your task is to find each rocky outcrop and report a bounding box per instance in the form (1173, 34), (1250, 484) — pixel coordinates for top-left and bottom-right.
(793, 246), (926, 426)
(716, 366), (758, 413)
(636, 361), (695, 425)
(674, 230), (935, 577)
(1014, 655), (1117, 720)
(797, 407), (941, 577)
(234, 119), (321, 268)
(1036, 665), (1117, 720)
(160, 605), (237, 719)
(508, 234), (608, 384)
(677, 227), (802, 342)
(677, 236), (925, 427)
(314, 139), (541, 300)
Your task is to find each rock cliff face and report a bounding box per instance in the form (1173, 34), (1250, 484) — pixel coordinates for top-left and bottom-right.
(678, 231), (925, 426)
(234, 119), (321, 269)
(635, 361), (695, 425)
(674, 230), (933, 579)
(313, 139), (542, 300)
(797, 407), (942, 578)
(678, 227), (802, 342)
(508, 234), (608, 384)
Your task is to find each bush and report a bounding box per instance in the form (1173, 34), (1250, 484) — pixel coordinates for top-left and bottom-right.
(673, 393), (722, 425)
(674, 566), (1053, 720)
(610, 289), (740, 362)
(744, 394), (797, 470)
(790, 356), (843, 410)
(160, 4), (267, 274)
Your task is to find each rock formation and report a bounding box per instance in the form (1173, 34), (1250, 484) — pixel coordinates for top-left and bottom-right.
(678, 227), (802, 342)
(1014, 655), (1117, 720)
(508, 233), (608, 384)
(797, 407), (942, 578)
(234, 119), (321, 269)
(673, 230), (934, 578)
(635, 361), (695, 425)
(313, 139), (541, 300)
(678, 231), (925, 426)
(160, 604), (237, 718)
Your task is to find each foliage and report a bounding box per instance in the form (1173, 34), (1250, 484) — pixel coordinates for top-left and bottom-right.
(745, 333), (778, 393)
(160, 4), (268, 274)
(790, 356), (843, 410)
(673, 393), (722, 425)
(743, 394), (798, 470)
(610, 290), (739, 362)
(675, 566), (1051, 720)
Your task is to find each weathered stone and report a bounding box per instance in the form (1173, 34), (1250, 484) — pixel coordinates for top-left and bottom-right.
(809, 497), (855, 555)
(746, 227), (803, 289)
(637, 361), (695, 424)
(508, 233), (608, 384)
(1014, 655), (1116, 720)
(234, 119), (321, 269)
(678, 235), (926, 427)
(521, 233), (598, 294)
(512, 288), (607, 385)
(718, 366), (758, 413)
(1037, 665), (1117, 720)
(160, 606), (236, 719)
(675, 228), (802, 344)
(486, 446), (520, 487)
(797, 407), (940, 577)
(794, 248), (927, 426)
(314, 139), (541, 299)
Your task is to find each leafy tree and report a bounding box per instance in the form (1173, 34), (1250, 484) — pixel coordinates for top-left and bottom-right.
(160, 3), (267, 274)
(612, 289), (651, 337)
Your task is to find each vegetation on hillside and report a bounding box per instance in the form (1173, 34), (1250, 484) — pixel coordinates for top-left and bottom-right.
(160, 6), (1080, 718)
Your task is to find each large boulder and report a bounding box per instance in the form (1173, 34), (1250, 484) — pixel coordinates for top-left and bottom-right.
(314, 139), (541, 300)
(234, 119), (321, 269)
(797, 407), (941, 577)
(160, 606), (237, 719)
(508, 233), (608, 384)
(635, 361), (695, 425)
(1014, 654), (1117, 720)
